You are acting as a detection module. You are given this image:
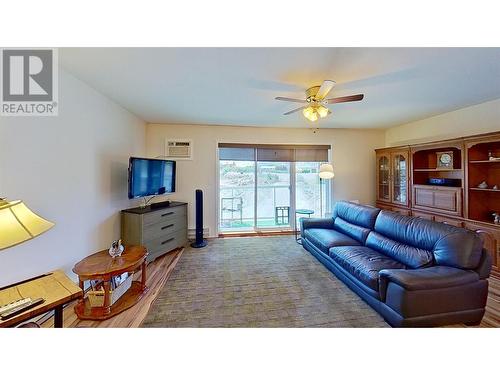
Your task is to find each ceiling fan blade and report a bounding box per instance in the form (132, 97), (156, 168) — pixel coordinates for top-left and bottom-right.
(326, 94), (364, 104)
(283, 106), (306, 115)
(315, 80), (335, 100)
(275, 96), (307, 103)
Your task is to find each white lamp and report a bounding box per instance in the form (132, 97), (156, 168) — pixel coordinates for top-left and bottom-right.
(0, 198), (54, 250)
(319, 163), (334, 179)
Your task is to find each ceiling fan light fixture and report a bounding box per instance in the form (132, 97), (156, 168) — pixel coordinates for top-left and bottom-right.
(302, 106), (318, 122)
(302, 106), (314, 121)
(316, 105), (329, 118)
(278, 81), (364, 122)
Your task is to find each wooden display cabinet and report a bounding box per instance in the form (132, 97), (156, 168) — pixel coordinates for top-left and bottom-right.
(375, 131), (500, 278)
(466, 137), (500, 223)
(409, 141), (464, 216)
(375, 147), (410, 208)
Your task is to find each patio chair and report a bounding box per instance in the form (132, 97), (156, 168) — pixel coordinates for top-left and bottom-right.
(221, 197), (243, 225)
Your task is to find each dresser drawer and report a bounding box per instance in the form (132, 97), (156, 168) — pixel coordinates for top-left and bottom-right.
(144, 228), (187, 260)
(121, 202), (188, 263)
(143, 215), (187, 241)
(143, 205), (186, 227)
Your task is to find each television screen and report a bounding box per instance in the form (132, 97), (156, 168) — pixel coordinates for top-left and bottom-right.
(128, 157), (176, 199)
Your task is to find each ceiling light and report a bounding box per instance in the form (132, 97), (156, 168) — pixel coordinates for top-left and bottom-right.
(302, 106), (319, 122)
(303, 106), (314, 118)
(316, 105), (329, 118)
(308, 111), (318, 122)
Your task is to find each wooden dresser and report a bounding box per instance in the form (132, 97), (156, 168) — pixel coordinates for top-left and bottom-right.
(375, 131), (500, 278)
(121, 202), (188, 263)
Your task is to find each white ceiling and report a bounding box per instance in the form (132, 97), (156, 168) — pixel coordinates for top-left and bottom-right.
(60, 48), (500, 129)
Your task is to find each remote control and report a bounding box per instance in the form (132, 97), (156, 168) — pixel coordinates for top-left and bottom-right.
(0, 298), (45, 320)
(0, 298), (32, 314)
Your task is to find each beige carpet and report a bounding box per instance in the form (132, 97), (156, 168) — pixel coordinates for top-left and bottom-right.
(141, 236), (389, 327)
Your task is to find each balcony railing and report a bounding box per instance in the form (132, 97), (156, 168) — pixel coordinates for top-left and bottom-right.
(219, 184), (324, 231)
(220, 185), (290, 230)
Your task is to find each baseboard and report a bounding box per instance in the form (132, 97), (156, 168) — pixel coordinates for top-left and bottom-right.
(187, 227), (210, 240)
(218, 230), (295, 238)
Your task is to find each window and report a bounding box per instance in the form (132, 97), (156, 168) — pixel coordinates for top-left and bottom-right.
(218, 144), (331, 233)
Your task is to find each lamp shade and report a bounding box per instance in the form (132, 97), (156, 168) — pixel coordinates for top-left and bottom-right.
(0, 200), (54, 250)
(319, 163), (334, 179)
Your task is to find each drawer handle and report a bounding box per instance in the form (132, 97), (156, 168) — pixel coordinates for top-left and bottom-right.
(161, 238), (175, 245)
(161, 224), (174, 230)
(161, 212), (174, 217)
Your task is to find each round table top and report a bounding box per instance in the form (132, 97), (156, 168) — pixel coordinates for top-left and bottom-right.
(296, 209), (314, 215)
(72, 245), (147, 278)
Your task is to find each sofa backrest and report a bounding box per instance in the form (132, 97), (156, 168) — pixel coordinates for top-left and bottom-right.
(372, 210), (483, 269)
(332, 201), (381, 244)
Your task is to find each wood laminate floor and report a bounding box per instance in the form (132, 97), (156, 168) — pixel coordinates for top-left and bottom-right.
(40, 241), (500, 328)
(464, 275), (500, 328)
(40, 248), (183, 328)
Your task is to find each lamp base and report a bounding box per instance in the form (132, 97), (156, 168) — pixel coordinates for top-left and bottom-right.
(190, 240), (208, 248)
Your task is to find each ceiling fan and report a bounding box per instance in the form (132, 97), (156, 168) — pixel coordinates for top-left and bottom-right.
(275, 80), (364, 122)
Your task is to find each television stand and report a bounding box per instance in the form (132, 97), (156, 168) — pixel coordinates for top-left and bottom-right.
(121, 202), (187, 262)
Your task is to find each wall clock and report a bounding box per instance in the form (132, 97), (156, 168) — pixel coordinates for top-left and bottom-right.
(436, 151), (454, 170)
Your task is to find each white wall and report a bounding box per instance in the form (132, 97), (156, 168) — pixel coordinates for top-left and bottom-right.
(385, 98), (500, 146)
(0, 69), (146, 287)
(146, 124), (385, 237)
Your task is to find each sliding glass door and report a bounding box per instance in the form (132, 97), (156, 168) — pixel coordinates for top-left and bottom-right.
(218, 144), (331, 233)
(256, 162), (291, 229)
(295, 162), (328, 218)
(219, 160), (255, 231)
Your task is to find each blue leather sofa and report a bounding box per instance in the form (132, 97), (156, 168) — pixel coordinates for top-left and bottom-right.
(300, 201), (492, 327)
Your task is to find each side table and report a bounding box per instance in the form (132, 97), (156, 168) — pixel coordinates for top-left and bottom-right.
(73, 245), (148, 321)
(0, 270), (82, 328)
(295, 209), (314, 243)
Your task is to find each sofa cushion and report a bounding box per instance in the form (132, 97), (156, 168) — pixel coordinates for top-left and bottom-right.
(333, 217), (371, 244)
(379, 266), (480, 291)
(374, 210), (482, 269)
(333, 201), (380, 230)
(366, 231), (433, 269)
(329, 246), (406, 291)
(304, 228), (360, 255)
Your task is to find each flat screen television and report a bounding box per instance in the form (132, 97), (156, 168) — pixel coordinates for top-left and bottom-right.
(128, 157), (176, 199)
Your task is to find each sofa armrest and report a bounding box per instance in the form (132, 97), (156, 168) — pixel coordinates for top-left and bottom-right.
(300, 218), (334, 237)
(378, 266), (480, 302)
(475, 248), (492, 279)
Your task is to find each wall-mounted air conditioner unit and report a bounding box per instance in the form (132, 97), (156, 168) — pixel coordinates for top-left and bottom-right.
(164, 139), (193, 160)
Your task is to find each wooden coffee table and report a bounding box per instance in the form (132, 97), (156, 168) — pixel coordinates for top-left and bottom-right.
(73, 245), (148, 320)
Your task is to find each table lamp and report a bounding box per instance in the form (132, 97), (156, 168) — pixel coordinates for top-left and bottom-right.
(0, 198), (55, 250)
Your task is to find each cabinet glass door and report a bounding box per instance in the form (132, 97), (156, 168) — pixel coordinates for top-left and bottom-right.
(392, 153), (408, 205)
(377, 155), (390, 201)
